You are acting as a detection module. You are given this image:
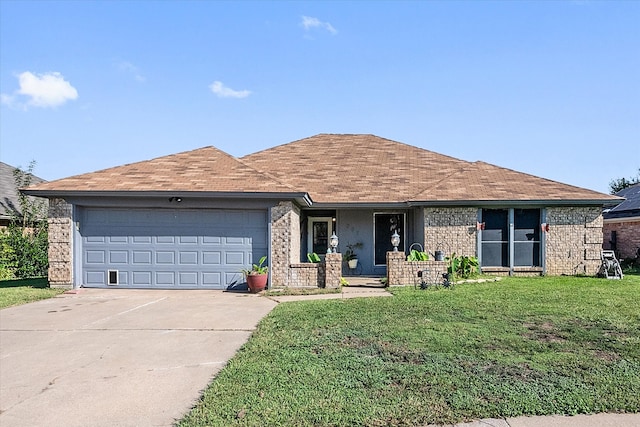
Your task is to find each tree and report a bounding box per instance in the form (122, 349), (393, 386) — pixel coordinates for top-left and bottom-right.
(609, 168), (640, 194)
(12, 160), (48, 228)
(0, 161), (49, 279)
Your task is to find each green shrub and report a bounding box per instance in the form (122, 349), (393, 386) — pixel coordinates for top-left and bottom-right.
(0, 223), (48, 279)
(406, 249), (429, 261)
(307, 252), (321, 263)
(446, 252), (480, 280)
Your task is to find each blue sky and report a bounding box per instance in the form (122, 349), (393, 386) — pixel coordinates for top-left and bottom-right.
(1, 0), (638, 194)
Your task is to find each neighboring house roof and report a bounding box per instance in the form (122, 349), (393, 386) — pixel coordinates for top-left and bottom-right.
(603, 183), (640, 220)
(24, 134), (620, 207)
(1, 161), (47, 221)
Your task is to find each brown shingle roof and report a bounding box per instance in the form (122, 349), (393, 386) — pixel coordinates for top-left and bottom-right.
(25, 146), (297, 194)
(242, 134), (617, 204)
(412, 161), (612, 202)
(25, 134), (618, 205)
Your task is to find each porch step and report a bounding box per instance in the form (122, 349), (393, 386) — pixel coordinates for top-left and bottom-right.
(344, 276), (386, 288)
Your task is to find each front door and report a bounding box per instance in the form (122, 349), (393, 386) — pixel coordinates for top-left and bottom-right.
(308, 217), (333, 255)
(374, 213), (405, 265)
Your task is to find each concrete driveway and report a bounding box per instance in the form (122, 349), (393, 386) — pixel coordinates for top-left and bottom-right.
(0, 289), (277, 427)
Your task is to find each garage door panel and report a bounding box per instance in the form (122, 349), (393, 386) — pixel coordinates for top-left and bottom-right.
(132, 271), (152, 285)
(226, 236), (245, 245)
(156, 251), (175, 264)
(202, 236), (221, 244)
(179, 252), (198, 265)
(86, 236), (105, 243)
(179, 272), (198, 285)
(133, 251), (152, 264)
(203, 252), (221, 264)
(86, 250), (105, 264)
(133, 236), (152, 244)
(203, 272), (221, 285)
(225, 252), (246, 265)
(82, 208), (267, 289)
(110, 251), (128, 264)
(86, 271), (106, 285)
(156, 272), (175, 285)
(179, 236), (198, 244)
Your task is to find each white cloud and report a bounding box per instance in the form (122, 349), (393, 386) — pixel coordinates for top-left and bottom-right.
(209, 81), (251, 99)
(301, 15), (337, 35)
(1, 71), (78, 109)
(117, 61), (145, 82)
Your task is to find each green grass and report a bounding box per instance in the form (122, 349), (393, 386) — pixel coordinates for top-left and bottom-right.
(178, 275), (640, 426)
(0, 277), (65, 309)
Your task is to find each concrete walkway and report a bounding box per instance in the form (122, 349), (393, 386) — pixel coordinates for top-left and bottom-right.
(266, 284), (391, 303)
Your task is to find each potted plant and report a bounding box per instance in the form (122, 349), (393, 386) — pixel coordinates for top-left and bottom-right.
(241, 256), (268, 293)
(344, 242), (363, 269)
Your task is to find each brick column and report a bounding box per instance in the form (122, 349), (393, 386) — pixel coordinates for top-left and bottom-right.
(47, 198), (73, 289)
(324, 253), (342, 288)
(270, 201), (300, 288)
(386, 251), (405, 286)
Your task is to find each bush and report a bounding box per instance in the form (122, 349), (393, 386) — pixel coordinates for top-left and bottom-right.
(0, 223), (48, 279)
(0, 161), (49, 279)
(446, 253), (480, 280)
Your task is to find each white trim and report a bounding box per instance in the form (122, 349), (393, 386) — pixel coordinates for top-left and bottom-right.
(603, 216), (640, 224)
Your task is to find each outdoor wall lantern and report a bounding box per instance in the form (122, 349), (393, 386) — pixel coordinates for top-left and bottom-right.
(391, 231), (400, 251)
(330, 233), (339, 253)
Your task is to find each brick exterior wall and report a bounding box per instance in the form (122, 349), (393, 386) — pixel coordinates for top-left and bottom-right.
(419, 206), (605, 277)
(546, 207), (603, 276)
(387, 251), (447, 286)
(423, 207), (477, 257)
(603, 219), (640, 260)
(288, 263), (323, 287)
(270, 201), (300, 287)
(47, 198), (73, 288)
(285, 255), (341, 288)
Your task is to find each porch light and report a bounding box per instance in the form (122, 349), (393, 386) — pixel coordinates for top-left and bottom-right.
(330, 233), (339, 253)
(391, 231), (400, 251)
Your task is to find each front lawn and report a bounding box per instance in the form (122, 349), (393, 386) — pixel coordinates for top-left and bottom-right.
(0, 278), (65, 309)
(179, 276), (640, 426)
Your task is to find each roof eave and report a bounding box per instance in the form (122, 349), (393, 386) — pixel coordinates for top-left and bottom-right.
(21, 190), (313, 207)
(408, 198), (621, 207)
(307, 201), (409, 210)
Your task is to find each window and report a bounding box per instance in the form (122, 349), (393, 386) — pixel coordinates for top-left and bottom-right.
(481, 209), (509, 267)
(374, 213), (405, 265)
(480, 208), (541, 268)
(514, 209), (540, 267)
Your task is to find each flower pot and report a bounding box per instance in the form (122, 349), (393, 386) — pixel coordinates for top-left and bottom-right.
(246, 273), (268, 293)
(348, 259), (358, 269)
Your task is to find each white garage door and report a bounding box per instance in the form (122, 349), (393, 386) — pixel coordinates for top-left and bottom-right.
(81, 208), (268, 289)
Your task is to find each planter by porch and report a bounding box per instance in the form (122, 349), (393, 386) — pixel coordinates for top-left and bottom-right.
(246, 273), (268, 293)
(348, 259), (358, 269)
